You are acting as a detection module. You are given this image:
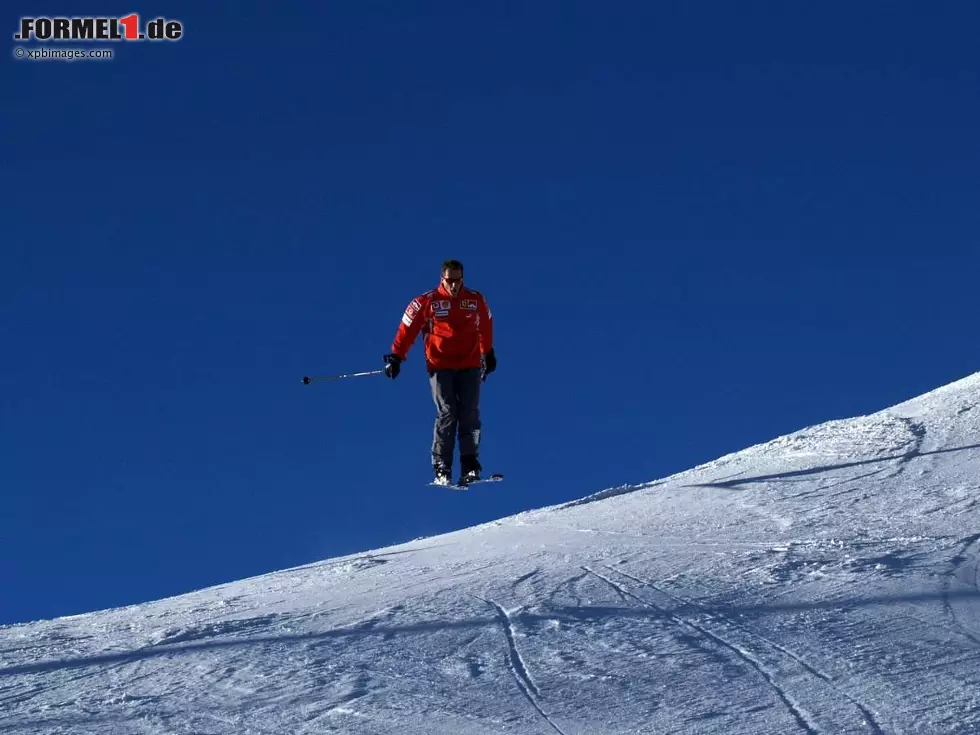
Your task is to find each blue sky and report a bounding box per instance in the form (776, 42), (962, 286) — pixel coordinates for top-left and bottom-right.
(3, 1), (978, 626)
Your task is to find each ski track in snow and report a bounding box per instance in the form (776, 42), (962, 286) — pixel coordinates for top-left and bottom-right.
(582, 567), (804, 735)
(556, 480), (666, 510)
(881, 418), (928, 480)
(512, 568), (541, 587)
(475, 595), (566, 735)
(606, 565), (887, 735)
(580, 565), (825, 735)
(942, 532), (980, 646)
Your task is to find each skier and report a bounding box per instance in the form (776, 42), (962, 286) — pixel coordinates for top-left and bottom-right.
(383, 259), (497, 486)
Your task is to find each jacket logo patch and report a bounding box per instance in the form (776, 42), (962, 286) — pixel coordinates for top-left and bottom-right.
(460, 299), (477, 310)
(431, 300), (451, 311)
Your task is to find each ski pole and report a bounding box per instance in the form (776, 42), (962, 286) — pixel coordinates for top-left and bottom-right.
(302, 369), (385, 385)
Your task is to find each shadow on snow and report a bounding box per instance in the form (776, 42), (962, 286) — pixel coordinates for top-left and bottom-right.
(4, 588), (980, 679)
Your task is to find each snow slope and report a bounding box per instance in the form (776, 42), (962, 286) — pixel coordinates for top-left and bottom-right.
(4, 372), (980, 734)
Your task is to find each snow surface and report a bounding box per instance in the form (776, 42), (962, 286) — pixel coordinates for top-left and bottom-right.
(4, 372), (980, 734)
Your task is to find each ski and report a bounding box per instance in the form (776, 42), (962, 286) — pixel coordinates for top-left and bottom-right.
(428, 472), (504, 491)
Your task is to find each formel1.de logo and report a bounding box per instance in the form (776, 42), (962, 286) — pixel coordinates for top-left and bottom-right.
(15, 15), (183, 42)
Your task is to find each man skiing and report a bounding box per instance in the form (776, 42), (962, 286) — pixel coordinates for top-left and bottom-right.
(383, 259), (497, 486)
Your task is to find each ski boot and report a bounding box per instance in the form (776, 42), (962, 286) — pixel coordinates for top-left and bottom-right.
(433, 465), (453, 487)
(460, 455), (482, 486)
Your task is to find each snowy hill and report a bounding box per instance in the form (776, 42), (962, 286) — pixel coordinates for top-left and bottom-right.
(4, 372), (980, 734)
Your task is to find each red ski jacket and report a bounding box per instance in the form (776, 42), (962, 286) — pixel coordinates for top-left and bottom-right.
(391, 283), (493, 372)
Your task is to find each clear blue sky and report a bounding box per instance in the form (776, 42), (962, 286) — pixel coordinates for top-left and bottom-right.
(3, 1), (978, 626)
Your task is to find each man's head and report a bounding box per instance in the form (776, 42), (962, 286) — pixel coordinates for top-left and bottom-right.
(441, 259), (464, 296)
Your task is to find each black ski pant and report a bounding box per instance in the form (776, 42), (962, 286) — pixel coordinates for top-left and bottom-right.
(428, 367), (482, 471)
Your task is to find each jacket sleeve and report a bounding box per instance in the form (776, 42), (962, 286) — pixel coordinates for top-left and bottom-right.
(478, 293), (493, 355)
(391, 294), (428, 360)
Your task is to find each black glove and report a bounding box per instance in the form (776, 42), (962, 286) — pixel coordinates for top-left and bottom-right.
(383, 353), (402, 379)
(481, 348), (496, 381)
